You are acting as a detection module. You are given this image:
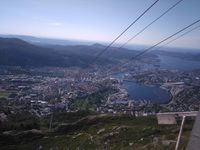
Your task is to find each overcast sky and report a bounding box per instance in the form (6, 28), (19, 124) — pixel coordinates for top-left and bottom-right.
(0, 0), (200, 49)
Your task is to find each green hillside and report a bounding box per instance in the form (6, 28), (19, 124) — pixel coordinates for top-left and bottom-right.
(0, 111), (193, 150)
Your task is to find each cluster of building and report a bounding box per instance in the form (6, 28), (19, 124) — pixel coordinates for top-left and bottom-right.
(0, 66), (158, 117)
(3, 62), (199, 117)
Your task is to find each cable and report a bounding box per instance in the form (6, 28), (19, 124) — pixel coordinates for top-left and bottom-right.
(153, 24), (200, 51)
(112, 19), (200, 71)
(88, 0), (160, 65)
(119, 0), (184, 49)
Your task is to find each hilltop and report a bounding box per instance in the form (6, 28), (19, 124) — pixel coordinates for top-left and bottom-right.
(0, 110), (193, 150)
(0, 37), (142, 68)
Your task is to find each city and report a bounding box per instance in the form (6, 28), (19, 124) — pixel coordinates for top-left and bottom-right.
(0, 0), (200, 149)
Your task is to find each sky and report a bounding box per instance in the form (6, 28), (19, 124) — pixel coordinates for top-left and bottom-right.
(0, 0), (200, 49)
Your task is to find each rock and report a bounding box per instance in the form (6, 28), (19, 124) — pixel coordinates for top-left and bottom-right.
(162, 140), (176, 146)
(153, 137), (159, 144)
(38, 145), (42, 150)
(129, 142), (134, 146)
(72, 133), (83, 139)
(115, 126), (128, 131)
(0, 113), (7, 122)
(97, 128), (105, 134)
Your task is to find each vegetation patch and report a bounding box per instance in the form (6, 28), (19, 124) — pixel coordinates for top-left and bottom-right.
(0, 91), (9, 98)
(0, 111), (194, 150)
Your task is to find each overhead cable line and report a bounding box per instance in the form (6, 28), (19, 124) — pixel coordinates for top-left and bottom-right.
(119, 0), (184, 49)
(88, 0), (160, 65)
(112, 19), (200, 71)
(153, 24), (200, 51)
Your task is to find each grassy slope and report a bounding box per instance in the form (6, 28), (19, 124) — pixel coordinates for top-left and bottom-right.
(0, 113), (193, 150)
(0, 91), (9, 98)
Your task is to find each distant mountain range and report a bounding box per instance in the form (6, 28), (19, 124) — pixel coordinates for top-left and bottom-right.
(0, 38), (70, 67)
(0, 34), (149, 50)
(1, 34), (200, 52)
(0, 34), (94, 46)
(1, 35), (199, 68)
(0, 37), (140, 67)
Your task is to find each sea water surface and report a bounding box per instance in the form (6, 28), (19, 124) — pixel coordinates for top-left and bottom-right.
(122, 80), (170, 103)
(112, 73), (170, 103)
(158, 55), (200, 71)
(111, 54), (200, 103)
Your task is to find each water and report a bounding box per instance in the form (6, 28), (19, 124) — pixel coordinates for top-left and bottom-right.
(111, 54), (200, 103)
(158, 55), (200, 71)
(123, 81), (170, 103)
(112, 73), (170, 104)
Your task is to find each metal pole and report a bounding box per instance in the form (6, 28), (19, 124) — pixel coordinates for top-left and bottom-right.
(49, 111), (53, 132)
(175, 116), (186, 150)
